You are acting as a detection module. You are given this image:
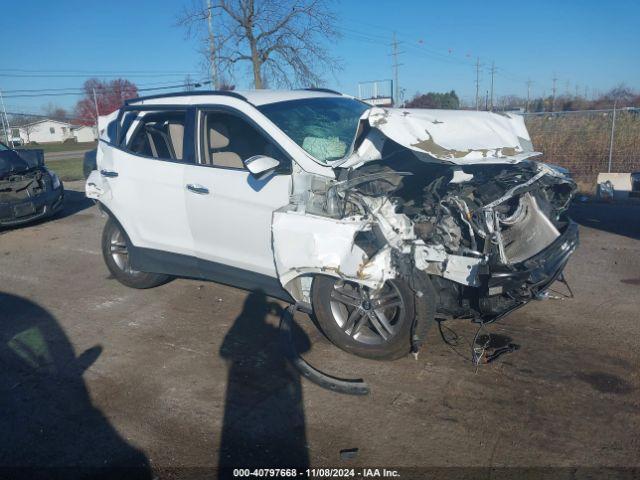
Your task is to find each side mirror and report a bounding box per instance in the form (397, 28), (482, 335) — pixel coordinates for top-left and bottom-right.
(244, 155), (280, 180)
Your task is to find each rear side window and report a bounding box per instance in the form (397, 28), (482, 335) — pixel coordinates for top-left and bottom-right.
(123, 110), (187, 161)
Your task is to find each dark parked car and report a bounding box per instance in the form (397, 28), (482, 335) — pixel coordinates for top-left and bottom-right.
(0, 142), (64, 227)
(631, 172), (640, 198)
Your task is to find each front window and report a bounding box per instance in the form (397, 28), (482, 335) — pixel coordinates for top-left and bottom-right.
(258, 97), (369, 164)
(200, 111), (289, 172)
(0, 142), (8, 151)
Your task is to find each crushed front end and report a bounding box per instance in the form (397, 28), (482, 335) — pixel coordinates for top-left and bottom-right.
(0, 148), (64, 227)
(271, 107), (579, 352)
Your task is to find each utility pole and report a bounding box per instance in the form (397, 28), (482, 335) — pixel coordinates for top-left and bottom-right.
(608, 99), (618, 173)
(525, 79), (532, 112)
(489, 61), (496, 111)
(551, 75), (557, 112)
(206, 0), (219, 89)
(92, 88), (100, 137)
(0, 89), (13, 147)
(475, 57), (481, 110)
(390, 32), (403, 107)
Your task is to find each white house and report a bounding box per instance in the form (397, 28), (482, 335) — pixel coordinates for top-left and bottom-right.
(12, 119), (96, 145)
(71, 125), (98, 143)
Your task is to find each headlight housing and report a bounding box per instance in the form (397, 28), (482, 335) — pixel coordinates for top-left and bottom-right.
(46, 168), (61, 189)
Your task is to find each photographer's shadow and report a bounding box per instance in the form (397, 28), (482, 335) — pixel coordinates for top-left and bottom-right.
(219, 290), (310, 474)
(0, 292), (151, 477)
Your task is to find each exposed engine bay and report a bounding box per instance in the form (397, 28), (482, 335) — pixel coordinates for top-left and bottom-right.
(0, 147), (63, 226)
(0, 170), (49, 202)
(272, 107), (579, 343)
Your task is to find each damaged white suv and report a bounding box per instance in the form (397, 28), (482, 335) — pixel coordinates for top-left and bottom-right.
(86, 89), (578, 360)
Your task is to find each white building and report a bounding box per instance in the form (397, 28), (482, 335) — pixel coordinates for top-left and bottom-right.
(71, 125), (98, 143)
(12, 119), (97, 145)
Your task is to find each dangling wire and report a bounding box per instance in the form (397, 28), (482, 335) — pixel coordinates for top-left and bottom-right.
(471, 321), (490, 373)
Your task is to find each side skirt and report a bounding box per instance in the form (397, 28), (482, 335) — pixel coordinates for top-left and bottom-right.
(128, 245), (294, 303)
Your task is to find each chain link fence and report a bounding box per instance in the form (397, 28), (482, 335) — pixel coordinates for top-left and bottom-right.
(524, 108), (640, 191)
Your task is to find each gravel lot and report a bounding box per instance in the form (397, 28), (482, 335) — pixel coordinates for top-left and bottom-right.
(1, 181), (638, 477)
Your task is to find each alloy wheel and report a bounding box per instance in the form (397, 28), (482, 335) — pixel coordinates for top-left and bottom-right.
(328, 280), (405, 345)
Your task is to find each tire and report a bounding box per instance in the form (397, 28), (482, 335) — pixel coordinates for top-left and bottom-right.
(101, 217), (171, 289)
(311, 275), (416, 360)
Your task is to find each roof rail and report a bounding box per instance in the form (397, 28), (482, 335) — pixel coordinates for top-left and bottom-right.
(124, 90), (248, 105)
(300, 88), (343, 96)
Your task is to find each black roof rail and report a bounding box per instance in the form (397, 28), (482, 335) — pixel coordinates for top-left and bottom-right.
(124, 90), (248, 105)
(300, 88), (343, 96)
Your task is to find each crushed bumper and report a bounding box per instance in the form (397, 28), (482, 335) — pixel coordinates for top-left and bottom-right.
(0, 186), (64, 227)
(478, 221), (579, 320)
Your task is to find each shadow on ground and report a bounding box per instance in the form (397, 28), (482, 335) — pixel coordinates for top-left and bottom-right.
(570, 202), (640, 240)
(218, 290), (310, 477)
(57, 188), (94, 220)
(0, 292), (151, 478)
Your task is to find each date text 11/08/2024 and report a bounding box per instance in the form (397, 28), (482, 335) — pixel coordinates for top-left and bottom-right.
(233, 468), (401, 478)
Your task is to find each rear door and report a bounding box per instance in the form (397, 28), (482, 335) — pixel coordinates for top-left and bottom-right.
(184, 107), (292, 279)
(98, 107), (194, 259)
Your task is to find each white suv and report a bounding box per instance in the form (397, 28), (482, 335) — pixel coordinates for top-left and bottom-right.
(86, 89), (578, 360)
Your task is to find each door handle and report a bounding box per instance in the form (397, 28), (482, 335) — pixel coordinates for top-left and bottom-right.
(186, 184), (210, 195)
(100, 169), (118, 178)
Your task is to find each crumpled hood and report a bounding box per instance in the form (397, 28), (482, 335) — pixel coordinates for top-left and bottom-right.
(340, 107), (539, 169)
(0, 150), (31, 177)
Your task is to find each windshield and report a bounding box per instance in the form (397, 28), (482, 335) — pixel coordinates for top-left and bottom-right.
(0, 142), (9, 151)
(258, 97), (369, 163)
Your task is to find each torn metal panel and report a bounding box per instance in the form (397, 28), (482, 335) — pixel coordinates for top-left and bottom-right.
(272, 210), (384, 292)
(498, 193), (561, 264)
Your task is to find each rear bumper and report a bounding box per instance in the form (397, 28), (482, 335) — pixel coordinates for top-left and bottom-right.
(0, 185), (64, 227)
(478, 221), (579, 320)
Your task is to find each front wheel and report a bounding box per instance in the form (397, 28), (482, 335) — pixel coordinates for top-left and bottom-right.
(101, 217), (172, 289)
(311, 276), (416, 360)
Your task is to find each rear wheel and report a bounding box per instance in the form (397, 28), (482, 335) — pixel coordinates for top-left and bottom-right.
(311, 276), (415, 360)
(101, 217), (171, 289)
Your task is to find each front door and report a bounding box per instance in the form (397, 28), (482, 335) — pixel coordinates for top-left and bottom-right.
(184, 108), (292, 279)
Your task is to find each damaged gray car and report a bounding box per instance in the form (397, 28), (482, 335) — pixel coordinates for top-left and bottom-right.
(86, 89), (578, 360)
(0, 142), (64, 227)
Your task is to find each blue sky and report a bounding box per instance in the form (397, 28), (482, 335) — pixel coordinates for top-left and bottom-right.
(2, 0), (639, 114)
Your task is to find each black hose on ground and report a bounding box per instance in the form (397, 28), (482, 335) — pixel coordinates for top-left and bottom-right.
(409, 270), (437, 354)
(279, 305), (370, 396)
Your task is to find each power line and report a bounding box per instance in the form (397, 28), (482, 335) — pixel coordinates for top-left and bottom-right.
(0, 72), (199, 78)
(1, 80), (210, 99)
(1, 79), (204, 94)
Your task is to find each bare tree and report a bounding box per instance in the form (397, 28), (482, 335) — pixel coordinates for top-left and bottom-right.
(179, 0), (341, 89)
(43, 103), (69, 122)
